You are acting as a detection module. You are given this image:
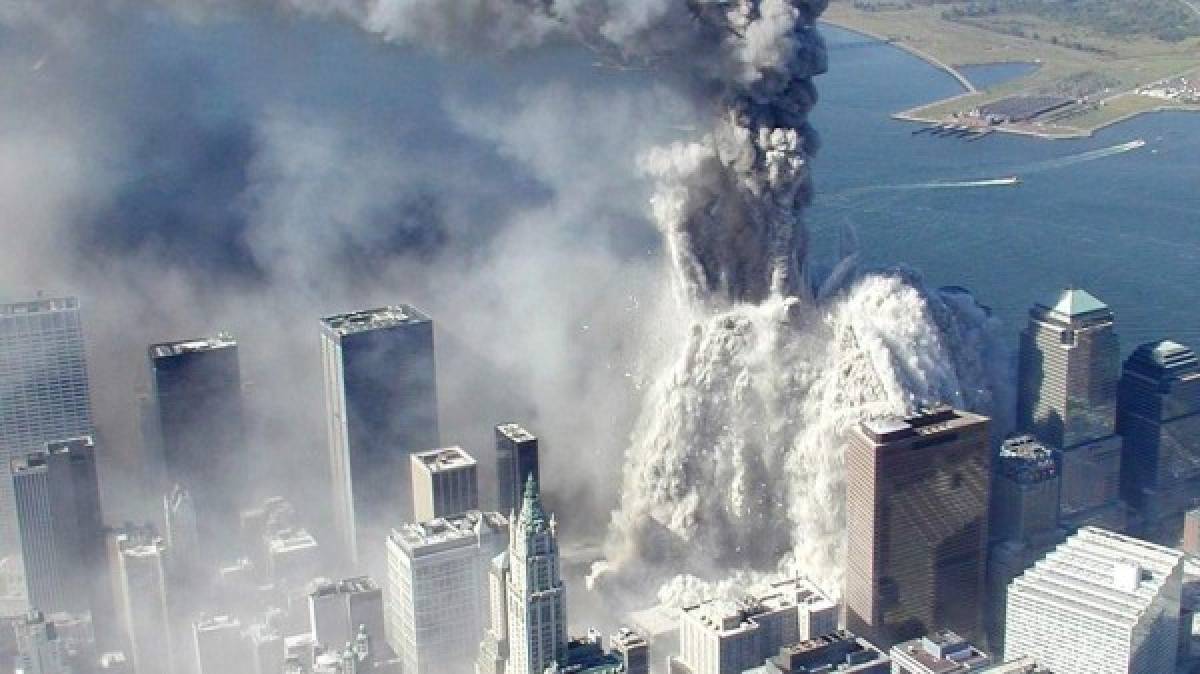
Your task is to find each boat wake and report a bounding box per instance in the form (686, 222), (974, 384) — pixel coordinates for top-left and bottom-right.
(1015, 139), (1146, 174)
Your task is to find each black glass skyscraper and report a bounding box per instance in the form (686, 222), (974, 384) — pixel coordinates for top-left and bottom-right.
(147, 335), (246, 547)
(1118, 339), (1200, 528)
(495, 423), (539, 517)
(321, 306), (439, 570)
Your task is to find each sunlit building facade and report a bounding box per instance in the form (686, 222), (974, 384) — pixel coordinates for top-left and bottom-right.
(1016, 288), (1122, 522)
(844, 406), (991, 648)
(0, 297), (94, 568)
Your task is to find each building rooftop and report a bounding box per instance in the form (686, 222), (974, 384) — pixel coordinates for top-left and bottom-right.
(148, 334), (237, 359)
(1031, 287), (1113, 328)
(0, 296), (78, 316)
(195, 614), (241, 633)
(609, 627), (647, 649)
(682, 577), (835, 636)
(890, 631), (991, 673)
(860, 405), (985, 444)
(10, 452), (48, 475)
(1009, 526), (1184, 627)
(767, 630), (890, 673)
(268, 528), (319, 555)
(497, 423), (536, 443)
(411, 446), (476, 473)
(1126, 339), (1200, 379)
(997, 435), (1059, 483)
(1046, 287), (1108, 318)
(308, 576), (378, 599)
(389, 510), (507, 555)
(320, 305), (430, 336)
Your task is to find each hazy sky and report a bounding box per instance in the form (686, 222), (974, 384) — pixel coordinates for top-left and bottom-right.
(0, 1), (697, 534)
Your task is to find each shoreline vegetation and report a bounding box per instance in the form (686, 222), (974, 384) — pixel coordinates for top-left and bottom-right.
(820, 1), (1200, 140)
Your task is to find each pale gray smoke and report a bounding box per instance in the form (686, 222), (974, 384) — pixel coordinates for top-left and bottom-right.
(257, 0), (1008, 602)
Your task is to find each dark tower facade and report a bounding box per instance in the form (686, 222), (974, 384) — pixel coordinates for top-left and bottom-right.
(148, 335), (246, 547)
(495, 423), (539, 517)
(1118, 340), (1200, 528)
(320, 306), (439, 570)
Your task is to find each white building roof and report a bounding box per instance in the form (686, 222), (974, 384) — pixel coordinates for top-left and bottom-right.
(1008, 527), (1184, 627)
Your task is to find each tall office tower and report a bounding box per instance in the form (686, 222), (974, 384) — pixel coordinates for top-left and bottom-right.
(410, 447), (479, 522)
(320, 306), (440, 568)
(1117, 340), (1200, 528)
(986, 436), (1063, 648)
(0, 297), (94, 566)
(14, 610), (72, 674)
(148, 335), (247, 545)
(506, 479), (568, 674)
(13, 437), (108, 620)
(669, 578), (839, 674)
(193, 615), (252, 674)
(385, 510), (507, 674)
(109, 526), (173, 674)
(844, 406), (991, 648)
(1016, 288), (1123, 523)
(610, 628), (649, 674)
(1004, 527), (1184, 674)
(308, 577), (386, 667)
(495, 424), (539, 517)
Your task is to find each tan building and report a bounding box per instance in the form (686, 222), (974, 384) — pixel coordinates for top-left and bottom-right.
(410, 447), (479, 523)
(844, 406), (991, 649)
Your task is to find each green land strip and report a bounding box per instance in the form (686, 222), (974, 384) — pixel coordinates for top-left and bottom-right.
(821, 1), (1200, 139)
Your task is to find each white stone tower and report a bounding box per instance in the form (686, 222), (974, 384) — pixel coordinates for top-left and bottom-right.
(505, 477), (567, 674)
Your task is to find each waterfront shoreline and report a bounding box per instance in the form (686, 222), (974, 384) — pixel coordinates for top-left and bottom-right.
(817, 15), (1200, 141)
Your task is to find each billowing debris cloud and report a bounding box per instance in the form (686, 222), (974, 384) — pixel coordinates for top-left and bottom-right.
(266, 0), (1007, 600)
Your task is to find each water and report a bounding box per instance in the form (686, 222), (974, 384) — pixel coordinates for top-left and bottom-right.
(809, 24), (1200, 353)
(958, 61), (1040, 90)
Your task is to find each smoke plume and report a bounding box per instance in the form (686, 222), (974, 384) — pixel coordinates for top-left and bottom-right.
(0, 0), (1012, 634)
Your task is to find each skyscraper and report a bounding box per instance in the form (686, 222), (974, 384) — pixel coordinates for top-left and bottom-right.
(384, 511), (506, 674)
(147, 335), (246, 545)
(495, 424), (539, 517)
(1004, 527), (1184, 674)
(0, 297), (94, 565)
(410, 446), (479, 522)
(12, 437), (109, 623)
(844, 406), (991, 648)
(506, 478), (568, 674)
(986, 435), (1063, 647)
(320, 306), (439, 569)
(1117, 339), (1200, 528)
(1016, 288), (1123, 523)
(109, 525), (173, 674)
